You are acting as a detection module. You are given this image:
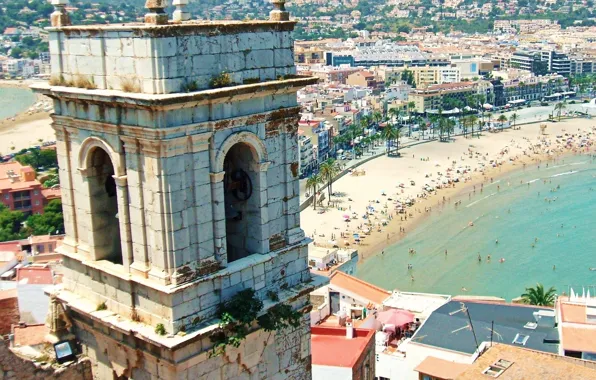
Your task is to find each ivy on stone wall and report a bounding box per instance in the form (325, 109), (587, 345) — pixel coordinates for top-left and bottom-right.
(209, 288), (302, 357)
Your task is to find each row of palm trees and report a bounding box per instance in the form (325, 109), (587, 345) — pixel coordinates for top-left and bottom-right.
(305, 158), (343, 209)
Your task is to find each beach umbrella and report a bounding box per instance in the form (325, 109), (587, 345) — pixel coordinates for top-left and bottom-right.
(343, 214), (350, 219)
(376, 309), (415, 327)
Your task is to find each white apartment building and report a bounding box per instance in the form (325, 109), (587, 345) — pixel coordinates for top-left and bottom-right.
(299, 134), (316, 177)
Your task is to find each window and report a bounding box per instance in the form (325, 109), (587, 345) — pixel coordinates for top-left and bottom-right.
(37, 244), (44, 253)
(4, 194), (8, 200)
(512, 333), (529, 345)
(33, 190), (39, 195)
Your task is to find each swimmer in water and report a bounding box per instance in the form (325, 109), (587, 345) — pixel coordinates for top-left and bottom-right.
(553, 265), (556, 271)
(535, 237), (539, 242)
(495, 239), (499, 244)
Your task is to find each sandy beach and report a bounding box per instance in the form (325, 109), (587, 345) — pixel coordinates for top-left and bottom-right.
(300, 118), (596, 261)
(0, 80), (54, 153)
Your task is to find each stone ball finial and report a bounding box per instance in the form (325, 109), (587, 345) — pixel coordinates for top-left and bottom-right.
(145, 0), (169, 25)
(51, 0), (71, 27)
(270, 0), (289, 22)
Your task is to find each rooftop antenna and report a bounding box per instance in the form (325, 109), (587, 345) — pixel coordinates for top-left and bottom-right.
(449, 302), (480, 355)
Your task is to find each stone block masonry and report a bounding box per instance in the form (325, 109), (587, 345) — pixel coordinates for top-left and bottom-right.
(0, 340), (92, 380)
(49, 23), (296, 94)
(34, 8), (323, 379)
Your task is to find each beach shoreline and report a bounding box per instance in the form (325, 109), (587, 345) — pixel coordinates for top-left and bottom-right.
(300, 118), (596, 263)
(0, 80), (54, 153)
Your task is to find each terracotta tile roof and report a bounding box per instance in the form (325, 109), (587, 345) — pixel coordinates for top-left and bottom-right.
(329, 271), (391, 305)
(41, 188), (61, 200)
(560, 302), (586, 324)
(16, 267), (53, 285)
(456, 343), (596, 379)
(561, 326), (596, 353)
(311, 326), (375, 368)
(13, 324), (48, 346)
(414, 356), (470, 379)
(0, 288), (17, 300)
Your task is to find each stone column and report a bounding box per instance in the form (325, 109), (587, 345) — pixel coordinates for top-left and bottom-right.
(210, 172), (227, 267)
(53, 125), (80, 256)
(250, 161), (271, 254)
(138, 139), (171, 286)
(51, 0), (71, 27)
(113, 175), (133, 272)
(172, 0), (190, 22)
(145, 0), (169, 25)
(121, 136), (150, 278)
(270, 0), (289, 21)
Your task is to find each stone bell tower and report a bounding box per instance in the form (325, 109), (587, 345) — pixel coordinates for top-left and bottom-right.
(33, 0), (321, 378)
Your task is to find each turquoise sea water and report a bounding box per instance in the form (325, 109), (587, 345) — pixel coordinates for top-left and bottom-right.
(0, 87), (36, 120)
(355, 154), (596, 300)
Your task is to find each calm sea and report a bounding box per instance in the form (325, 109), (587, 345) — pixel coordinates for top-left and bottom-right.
(0, 87), (36, 120)
(355, 154), (596, 300)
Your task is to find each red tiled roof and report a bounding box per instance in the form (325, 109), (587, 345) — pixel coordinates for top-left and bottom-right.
(329, 271), (390, 305)
(13, 324), (48, 346)
(0, 288), (17, 300)
(16, 267), (53, 285)
(311, 326), (375, 368)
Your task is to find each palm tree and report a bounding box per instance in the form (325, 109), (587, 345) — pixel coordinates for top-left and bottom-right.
(306, 173), (322, 210)
(469, 115), (478, 138)
(497, 114), (507, 131)
(554, 102), (566, 121)
(521, 283), (556, 306)
(319, 160), (333, 205)
(372, 110), (383, 126)
(511, 113), (518, 129)
(382, 123), (396, 154)
(388, 107), (401, 128)
(407, 101), (416, 136)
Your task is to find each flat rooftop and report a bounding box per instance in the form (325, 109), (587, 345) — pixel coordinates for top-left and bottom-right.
(383, 291), (451, 319)
(311, 326), (375, 368)
(412, 300), (559, 355)
(456, 343), (596, 379)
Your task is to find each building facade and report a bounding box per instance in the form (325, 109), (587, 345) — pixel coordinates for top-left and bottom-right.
(0, 162), (60, 215)
(35, 2), (322, 378)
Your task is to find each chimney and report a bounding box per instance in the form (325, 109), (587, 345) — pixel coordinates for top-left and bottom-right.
(346, 322), (354, 339)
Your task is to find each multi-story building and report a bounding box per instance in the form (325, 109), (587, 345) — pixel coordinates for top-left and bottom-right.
(346, 70), (381, 90)
(0, 162), (60, 215)
(408, 81), (489, 113)
(298, 133), (316, 177)
(541, 50), (571, 75)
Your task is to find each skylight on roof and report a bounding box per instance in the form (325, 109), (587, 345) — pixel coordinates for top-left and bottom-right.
(482, 358), (514, 378)
(513, 333), (529, 345)
(523, 322), (537, 330)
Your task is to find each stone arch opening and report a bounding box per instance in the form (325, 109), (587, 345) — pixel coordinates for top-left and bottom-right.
(223, 142), (264, 263)
(86, 147), (122, 264)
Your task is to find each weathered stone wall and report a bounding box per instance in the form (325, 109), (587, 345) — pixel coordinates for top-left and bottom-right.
(49, 23), (296, 94)
(59, 243), (310, 335)
(74, 294), (312, 380)
(0, 297), (19, 336)
(0, 340), (92, 380)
